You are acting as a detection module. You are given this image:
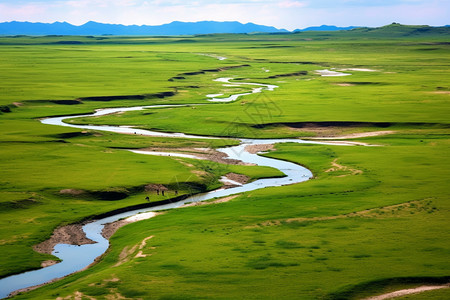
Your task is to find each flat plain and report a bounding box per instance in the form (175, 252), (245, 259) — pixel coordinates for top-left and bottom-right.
(0, 24), (449, 299)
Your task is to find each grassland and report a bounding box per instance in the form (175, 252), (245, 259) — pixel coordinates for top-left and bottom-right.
(1, 24), (449, 299)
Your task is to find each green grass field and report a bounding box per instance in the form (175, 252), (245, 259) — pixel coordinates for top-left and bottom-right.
(1, 24), (449, 299)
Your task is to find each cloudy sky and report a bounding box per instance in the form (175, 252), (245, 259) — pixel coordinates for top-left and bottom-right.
(0, 0), (448, 30)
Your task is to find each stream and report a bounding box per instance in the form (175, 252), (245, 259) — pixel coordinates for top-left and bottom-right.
(0, 75), (351, 298)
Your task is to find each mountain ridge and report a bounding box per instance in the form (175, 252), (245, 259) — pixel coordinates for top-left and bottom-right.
(0, 21), (289, 35)
(294, 25), (361, 32)
(0, 21), (448, 36)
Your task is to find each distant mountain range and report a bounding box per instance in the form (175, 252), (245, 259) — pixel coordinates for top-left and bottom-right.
(0, 21), (367, 36)
(293, 25), (360, 32)
(0, 21), (448, 36)
(0, 21), (289, 35)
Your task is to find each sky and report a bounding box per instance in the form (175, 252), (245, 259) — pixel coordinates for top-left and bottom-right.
(0, 0), (448, 30)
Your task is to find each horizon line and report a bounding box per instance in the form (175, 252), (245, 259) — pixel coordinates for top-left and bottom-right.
(1, 20), (448, 31)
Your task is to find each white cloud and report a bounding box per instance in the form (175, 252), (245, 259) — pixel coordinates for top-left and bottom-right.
(278, 1), (307, 8)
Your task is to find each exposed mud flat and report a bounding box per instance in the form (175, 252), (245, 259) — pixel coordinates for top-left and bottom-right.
(245, 143), (275, 154)
(33, 224), (95, 255)
(101, 220), (129, 240)
(222, 172), (250, 186)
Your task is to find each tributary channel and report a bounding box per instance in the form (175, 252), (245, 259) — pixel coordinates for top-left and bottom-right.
(0, 76), (351, 298)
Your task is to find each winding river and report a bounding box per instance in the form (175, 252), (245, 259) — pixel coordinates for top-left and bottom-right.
(0, 75), (351, 298)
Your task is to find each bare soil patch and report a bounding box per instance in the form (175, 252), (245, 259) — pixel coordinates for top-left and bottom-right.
(144, 184), (168, 192)
(41, 260), (58, 268)
(138, 147), (247, 165)
(259, 122), (398, 138)
(308, 130), (395, 139)
(59, 189), (86, 196)
(333, 83), (355, 86)
(102, 220), (130, 240)
(225, 173), (250, 185)
(430, 91), (450, 94)
(364, 284), (449, 300)
(245, 144), (275, 154)
(114, 235), (155, 267)
(56, 291), (97, 300)
(33, 224), (95, 255)
(325, 158), (363, 177)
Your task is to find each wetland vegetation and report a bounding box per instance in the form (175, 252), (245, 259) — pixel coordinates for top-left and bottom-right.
(0, 24), (449, 299)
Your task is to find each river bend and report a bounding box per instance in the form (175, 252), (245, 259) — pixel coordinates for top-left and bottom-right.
(0, 76), (349, 298)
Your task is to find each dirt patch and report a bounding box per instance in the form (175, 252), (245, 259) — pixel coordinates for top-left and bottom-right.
(139, 236), (153, 249)
(325, 158), (363, 177)
(89, 276), (120, 287)
(115, 245), (138, 267)
(191, 169), (209, 177)
(182, 195), (239, 208)
(333, 83), (356, 86)
(59, 189), (86, 196)
(364, 284), (449, 300)
(308, 130), (395, 139)
(430, 91), (450, 94)
(102, 220), (129, 240)
(254, 122), (400, 138)
(245, 144), (275, 154)
(56, 287), (132, 299)
(144, 184), (168, 192)
(115, 235), (155, 267)
(56, 291), (97, 300)
(41, 260), (58, 268)
(33, 223), (95, 255)
(222, 173), (250, 186)
(138, 147), (248, 165)
(288, 125), (349, 137)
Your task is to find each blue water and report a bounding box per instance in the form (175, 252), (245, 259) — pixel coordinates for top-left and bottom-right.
(0, 78), (351, 298)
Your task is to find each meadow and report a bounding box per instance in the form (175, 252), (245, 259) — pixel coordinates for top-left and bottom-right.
(0, 24), (449, 299)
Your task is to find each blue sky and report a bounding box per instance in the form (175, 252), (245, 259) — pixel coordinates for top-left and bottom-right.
(0, 0), (448, 30)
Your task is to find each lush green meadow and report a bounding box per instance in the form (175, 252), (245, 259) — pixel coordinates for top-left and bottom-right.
(1, 25), (449, 299)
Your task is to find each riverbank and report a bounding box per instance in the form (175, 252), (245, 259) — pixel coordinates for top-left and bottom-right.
(0, 104), (316, 298)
